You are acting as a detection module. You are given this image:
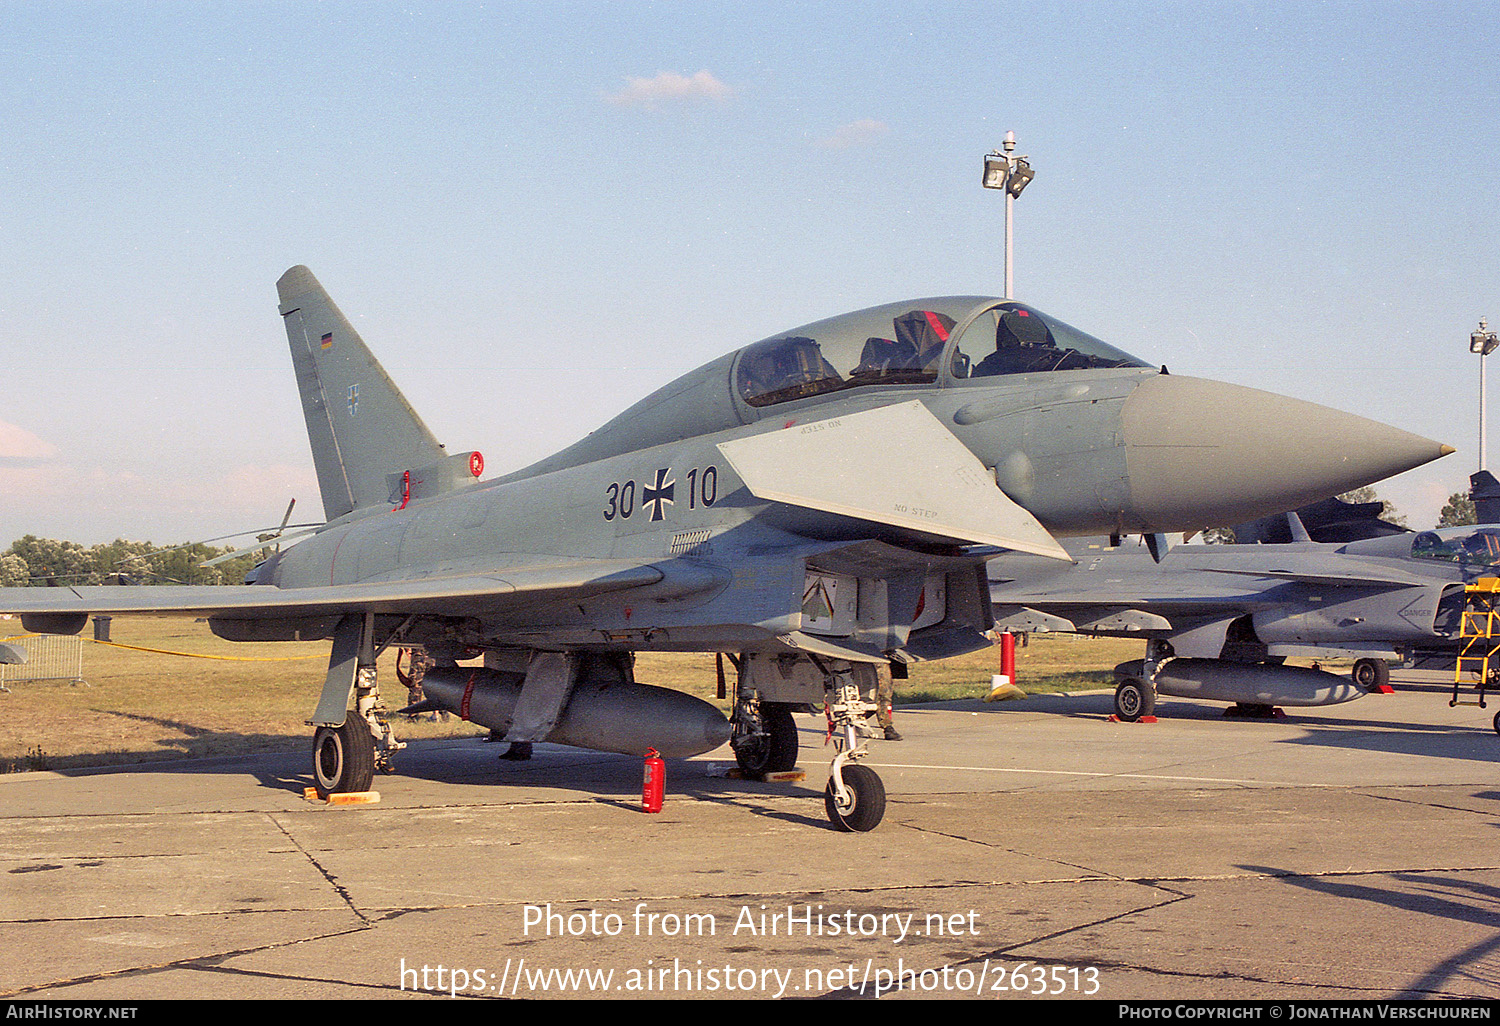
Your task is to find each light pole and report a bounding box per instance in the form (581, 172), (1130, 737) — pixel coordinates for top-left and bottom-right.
(1473, 318), (1498, 470)
(982, 131), (1034, 299)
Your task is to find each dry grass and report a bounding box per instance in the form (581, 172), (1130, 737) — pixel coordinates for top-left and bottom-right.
(0, 615), (1142, 773)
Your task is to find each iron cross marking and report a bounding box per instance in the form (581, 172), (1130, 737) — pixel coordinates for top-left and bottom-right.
(642, 468), (676, 522)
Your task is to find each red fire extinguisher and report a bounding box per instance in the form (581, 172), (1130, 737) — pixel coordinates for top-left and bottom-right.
(642, 747), (665, 813)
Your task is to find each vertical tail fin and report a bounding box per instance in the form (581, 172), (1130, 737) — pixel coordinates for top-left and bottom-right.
(277, 266), (448, 521)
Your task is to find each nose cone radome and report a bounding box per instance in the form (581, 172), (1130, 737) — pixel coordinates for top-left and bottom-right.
(1121, 375), (1452, 531)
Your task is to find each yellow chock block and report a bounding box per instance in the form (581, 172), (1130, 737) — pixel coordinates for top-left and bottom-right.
(724, 768), (805, 782)
(302, 787), (381, 805)
(984, 682), (1026, 703)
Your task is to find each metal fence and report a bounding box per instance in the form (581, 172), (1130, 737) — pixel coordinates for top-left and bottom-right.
(0, 635), (86, 691)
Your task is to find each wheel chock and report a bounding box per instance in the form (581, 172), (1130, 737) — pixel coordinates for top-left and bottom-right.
(1108, 715), (1158, 723)
(722, 767), (806, 782)
(302, 787), (381, 805)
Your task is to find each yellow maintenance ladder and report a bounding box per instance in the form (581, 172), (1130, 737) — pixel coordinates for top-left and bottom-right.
(1453, 577), (1500, 710)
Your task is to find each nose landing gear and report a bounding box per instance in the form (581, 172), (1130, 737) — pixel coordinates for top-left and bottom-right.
(727, 652), (893, 831)
(822, 662), (887, 832)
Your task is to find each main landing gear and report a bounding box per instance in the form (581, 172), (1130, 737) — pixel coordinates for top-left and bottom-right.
(731, 694), (799, 778)
(1112, 676), (1155, 722)
(1114, 639), (1168, 723)
(309, 613), (405, 799)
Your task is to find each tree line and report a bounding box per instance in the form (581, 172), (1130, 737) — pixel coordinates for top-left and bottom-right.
(0, 535), (266, 588)
(1297, 486), (1482, 530)
(1194, 486), (1474, 545)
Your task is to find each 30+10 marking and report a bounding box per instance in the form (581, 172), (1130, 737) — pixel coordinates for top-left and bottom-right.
(604, 466), (718, 523)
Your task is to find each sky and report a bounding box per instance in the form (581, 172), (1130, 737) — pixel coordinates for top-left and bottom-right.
(2, 0), (1498, 546)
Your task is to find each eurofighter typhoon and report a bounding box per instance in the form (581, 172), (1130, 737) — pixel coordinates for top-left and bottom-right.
(989, 490), (1500, 726)
(0, 268), (1452, 829)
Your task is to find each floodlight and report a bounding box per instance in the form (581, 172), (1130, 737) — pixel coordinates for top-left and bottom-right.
(1007, 157), (1034, 197)
(982, 155), (1009, 190)
(1471, 319), (1497, 356)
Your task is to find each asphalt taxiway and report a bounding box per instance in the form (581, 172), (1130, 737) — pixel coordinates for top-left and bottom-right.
(4, 678), (1499, 1001)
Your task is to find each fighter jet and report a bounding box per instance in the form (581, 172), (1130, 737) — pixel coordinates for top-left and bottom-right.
(988, 497), (1496, 725)
(0, 269), (1452, 830)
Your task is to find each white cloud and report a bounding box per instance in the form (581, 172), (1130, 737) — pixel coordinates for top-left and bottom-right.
(0, 421), (57, 461)
(606, 70), (732, 107)
(815, 119), (890, 149)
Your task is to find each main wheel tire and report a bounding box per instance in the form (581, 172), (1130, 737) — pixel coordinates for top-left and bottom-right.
(824, 764), (886, 832)
(1114, 677), (1155, 722)
(1492, 709), (1499, 737)
(312, 720), (376, 798)
(733, 702), (799, 778)
(1352, 658), (1390, 691)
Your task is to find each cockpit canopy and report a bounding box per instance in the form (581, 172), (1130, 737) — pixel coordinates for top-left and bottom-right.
(735, 297), (1150, 408)
(508, 296), (1155, 484)
(1411, 527), (1500, 570)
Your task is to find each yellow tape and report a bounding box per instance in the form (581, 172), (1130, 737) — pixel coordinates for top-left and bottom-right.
(86, 639), (322, 662)
(2, 634), (320, 663)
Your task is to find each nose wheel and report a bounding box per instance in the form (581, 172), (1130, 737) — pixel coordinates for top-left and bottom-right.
(825, 762), (886, 832)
